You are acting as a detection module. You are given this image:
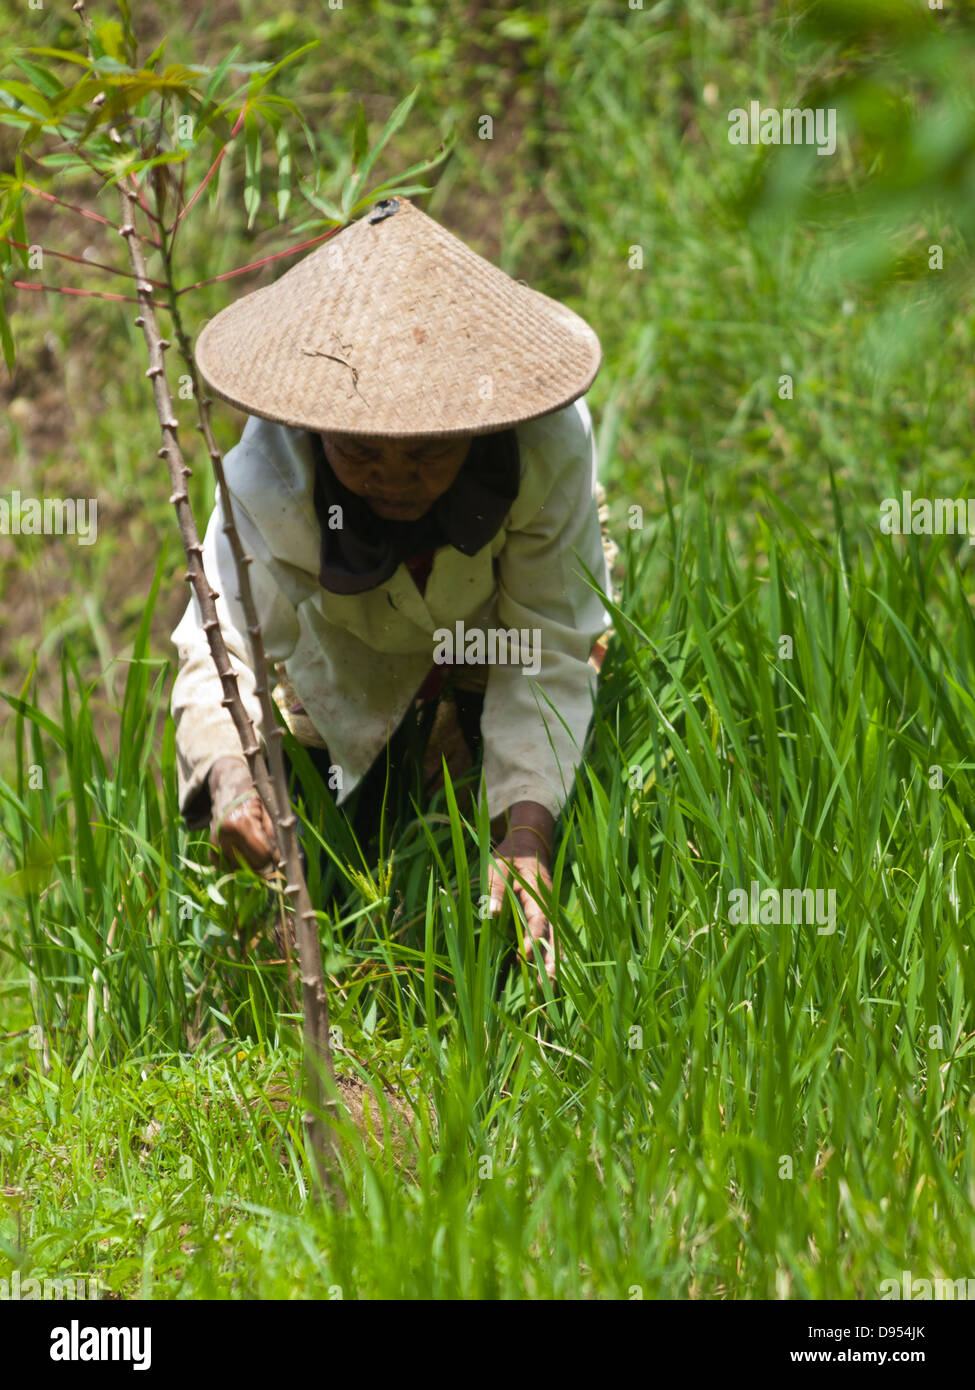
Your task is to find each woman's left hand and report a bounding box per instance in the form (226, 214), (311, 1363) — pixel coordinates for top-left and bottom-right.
(487, 802), (557, 981)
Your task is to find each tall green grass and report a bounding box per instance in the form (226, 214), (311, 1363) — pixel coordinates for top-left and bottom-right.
(2, 497), (973, 1298)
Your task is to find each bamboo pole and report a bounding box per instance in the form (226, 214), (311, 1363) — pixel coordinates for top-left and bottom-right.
(116, 179), (339, 1195)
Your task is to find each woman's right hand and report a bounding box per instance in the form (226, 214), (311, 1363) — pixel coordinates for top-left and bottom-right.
(208, 756), (278, 872)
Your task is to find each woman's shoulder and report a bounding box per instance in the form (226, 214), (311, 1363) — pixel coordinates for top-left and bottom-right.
(219, 416), (320, 566)
(515, 396), (594, 463)
(509, 398), (597, 523)
(222, 416), (317, 506)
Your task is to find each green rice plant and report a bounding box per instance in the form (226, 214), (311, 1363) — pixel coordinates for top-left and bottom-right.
(3, 486), (974, 1298)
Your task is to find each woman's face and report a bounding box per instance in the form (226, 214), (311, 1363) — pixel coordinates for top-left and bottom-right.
(319, 433), (472, 521)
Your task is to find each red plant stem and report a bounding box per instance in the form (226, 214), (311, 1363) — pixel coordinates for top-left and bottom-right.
(174, 227), (341, 295)
(169, 104), (247, 241)
(13, 280), (169, 307)
(23, 181), (116, 227)
(2, 237), (167, 288)
(22, 182), (158, 247)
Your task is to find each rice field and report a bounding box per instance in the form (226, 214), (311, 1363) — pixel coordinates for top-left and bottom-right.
(2, 0), (975, 1306)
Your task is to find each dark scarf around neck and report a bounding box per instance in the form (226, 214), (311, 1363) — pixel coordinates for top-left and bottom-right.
(310, 429), (520, 595)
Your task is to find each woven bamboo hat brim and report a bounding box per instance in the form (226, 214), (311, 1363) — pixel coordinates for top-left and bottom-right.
(194, 197), (601, 438)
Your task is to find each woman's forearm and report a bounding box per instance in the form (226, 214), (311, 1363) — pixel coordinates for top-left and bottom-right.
(504, 800), (555, 859)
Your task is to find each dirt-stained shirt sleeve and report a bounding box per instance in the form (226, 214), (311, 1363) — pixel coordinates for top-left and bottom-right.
(479, 398), (611, 819)
(170, 483), (300, 828)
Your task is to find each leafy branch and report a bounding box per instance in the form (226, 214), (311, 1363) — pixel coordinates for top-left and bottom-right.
(0, 4), (451, 1189)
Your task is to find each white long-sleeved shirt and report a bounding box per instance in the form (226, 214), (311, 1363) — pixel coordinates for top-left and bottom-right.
(170, 397), (611, 828)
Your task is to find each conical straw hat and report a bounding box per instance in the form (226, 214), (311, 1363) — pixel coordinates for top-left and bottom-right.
(194, 197), (601, 438)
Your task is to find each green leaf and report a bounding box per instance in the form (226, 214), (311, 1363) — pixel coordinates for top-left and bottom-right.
(298, 179), (344, 224)
(275, 125), (291, 222)
(343, 87), (419, 213)
(250, 95), (281, 134)
(94, 19), (127, 62)
(11, 178), (27, 258)
(91, 56), (141, 75)
(144, 37), (167, 70)
(50, 78), (103, 118)
(365, 140), (452, 196)
(259, 93), (319, 167)
(351, 101), (368, 169)
(159, 63), (209, 85)
(0, 297), (15, 373)
(194, 91), (246, 138)
(10, 58), (65, 99)
(347, 183), (432, 219)
(102, 149), (188, 186)
(29, 152), (99, 170)
(116, 0), (138, 63)
(26, 47), (92, 69)
(227, 61), (283, 74)
(246, 40), (320, 98)
(200, 43), (241, 112)
(0, 82), (53, 120)
(243, 109), (261, 229)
